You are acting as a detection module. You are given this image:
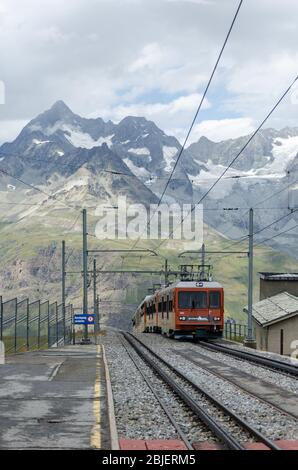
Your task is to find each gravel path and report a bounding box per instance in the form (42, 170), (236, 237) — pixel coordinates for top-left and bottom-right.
(133, 333), (298, 441)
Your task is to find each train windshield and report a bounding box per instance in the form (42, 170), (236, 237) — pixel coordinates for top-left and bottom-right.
(178, 291), (207, 309)
(209, 291), (221, 308)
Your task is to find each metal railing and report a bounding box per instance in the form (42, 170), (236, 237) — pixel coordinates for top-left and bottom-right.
(224, 322), (255, 343)
(0, 295), (74, 354)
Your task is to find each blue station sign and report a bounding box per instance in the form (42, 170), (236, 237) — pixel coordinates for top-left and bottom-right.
(73, 314), (95, 325)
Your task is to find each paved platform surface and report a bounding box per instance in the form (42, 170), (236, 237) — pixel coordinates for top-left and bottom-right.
(0, 345), (110, 449)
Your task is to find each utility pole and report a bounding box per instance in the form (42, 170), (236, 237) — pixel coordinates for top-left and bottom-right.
(97, 295), (100, 332)
(62, 240), (66, 342)
(164, 259), (168, 285)
(93, 258), (98, 339)
(82, 209), (89, 341)
(201, 243), (205, 279)
(244, 208), (256, 349)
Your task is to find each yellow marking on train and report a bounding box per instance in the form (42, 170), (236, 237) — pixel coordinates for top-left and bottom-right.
(90, 345), (102, 449)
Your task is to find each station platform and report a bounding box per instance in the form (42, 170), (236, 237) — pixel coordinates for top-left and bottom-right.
(0, 344), (118, 450)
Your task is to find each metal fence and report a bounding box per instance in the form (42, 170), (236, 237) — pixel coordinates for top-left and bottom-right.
(0, 295), (74, 354)
(224, 322), (255, 343)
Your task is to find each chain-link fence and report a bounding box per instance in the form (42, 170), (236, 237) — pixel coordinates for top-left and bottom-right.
(0, 295), (74, 354)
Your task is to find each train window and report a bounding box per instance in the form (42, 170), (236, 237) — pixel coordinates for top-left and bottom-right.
(209, 291), (221, 308)
(178, 291), (207, 309)
(166, 295), (169, 319)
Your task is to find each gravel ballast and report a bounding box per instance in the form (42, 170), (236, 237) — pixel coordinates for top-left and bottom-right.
(132, 333), (298, 441)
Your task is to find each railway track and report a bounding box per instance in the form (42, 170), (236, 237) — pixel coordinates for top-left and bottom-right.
(177, 349), (298, 421)
(122, 332), (281, 451)
(119, 335), (194, 450)
(199, 341), (298, 377)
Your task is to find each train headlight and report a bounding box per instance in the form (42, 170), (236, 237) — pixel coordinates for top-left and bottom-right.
(213, 317), (221, 321)
(179, 316), (186, 321)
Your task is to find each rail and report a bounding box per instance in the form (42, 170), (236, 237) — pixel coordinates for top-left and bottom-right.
(200, 341), (298, 377)
(123, 332), (281, 450)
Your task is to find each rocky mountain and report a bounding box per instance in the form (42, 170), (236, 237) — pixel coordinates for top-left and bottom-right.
(186, 128), (298, 256)
(0, 100), (297, 256)
(0, 101), (160, 222)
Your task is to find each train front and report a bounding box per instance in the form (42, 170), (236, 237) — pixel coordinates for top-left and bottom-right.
(174, 281), (224, 339)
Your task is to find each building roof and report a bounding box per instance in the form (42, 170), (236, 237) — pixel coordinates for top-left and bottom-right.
(244, 292), (298, 327)
(259, 272), (298, 281)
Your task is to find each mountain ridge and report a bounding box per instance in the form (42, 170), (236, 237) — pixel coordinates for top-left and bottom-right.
(0, 100), (297, 257)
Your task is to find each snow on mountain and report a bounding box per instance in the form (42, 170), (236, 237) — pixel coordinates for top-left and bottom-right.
(163, 146), (178, 172)
(1, 100), (298, 254)
(128, 147), (151, 156)
(267, 136), (298, 177)
(32, 138), (52, 145)
(63, 126), (114, 149)
(123, 158), (150, 178)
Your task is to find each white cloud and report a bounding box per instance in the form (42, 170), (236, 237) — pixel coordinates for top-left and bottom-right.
(100, 93), (210, 135)
(188, 117), (255, 143)
(129, 43), (164, 72)
(0, 0), (297, 145)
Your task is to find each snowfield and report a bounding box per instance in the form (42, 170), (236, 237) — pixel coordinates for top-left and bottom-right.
(163, 146), (178, 172)
(63, 127), (114, 149)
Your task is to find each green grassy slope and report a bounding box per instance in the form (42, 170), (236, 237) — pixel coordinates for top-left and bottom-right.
(0, 208), (296, 323)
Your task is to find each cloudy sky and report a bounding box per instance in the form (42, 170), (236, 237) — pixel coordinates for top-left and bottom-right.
(0, 0), (297, 145)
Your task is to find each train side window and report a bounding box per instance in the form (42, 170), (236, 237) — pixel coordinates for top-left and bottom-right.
(166, 295), (169, 319)
(209, 291), (221, 308)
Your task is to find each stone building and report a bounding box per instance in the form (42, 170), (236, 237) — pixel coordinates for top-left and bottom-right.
(259, 272), (298, 300)
(244, 292), (298, 356)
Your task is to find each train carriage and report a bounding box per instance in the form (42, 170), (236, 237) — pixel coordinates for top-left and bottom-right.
(132, 277), (224, 340)
(132, 294), (151, 333)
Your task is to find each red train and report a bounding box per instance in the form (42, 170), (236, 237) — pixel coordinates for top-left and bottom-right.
(132, 278), (224, 340)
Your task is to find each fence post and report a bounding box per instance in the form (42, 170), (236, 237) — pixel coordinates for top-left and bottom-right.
(47, 303), (50, 348)
(0, 296), (2, 342)
(37, 300), (41, 349)
(72, 305), (76, 345)
(26, 299), (29, 351)
(14, 298), (17, 353)
(62, 240), (66, 344)
(56, 302), (59, 346)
